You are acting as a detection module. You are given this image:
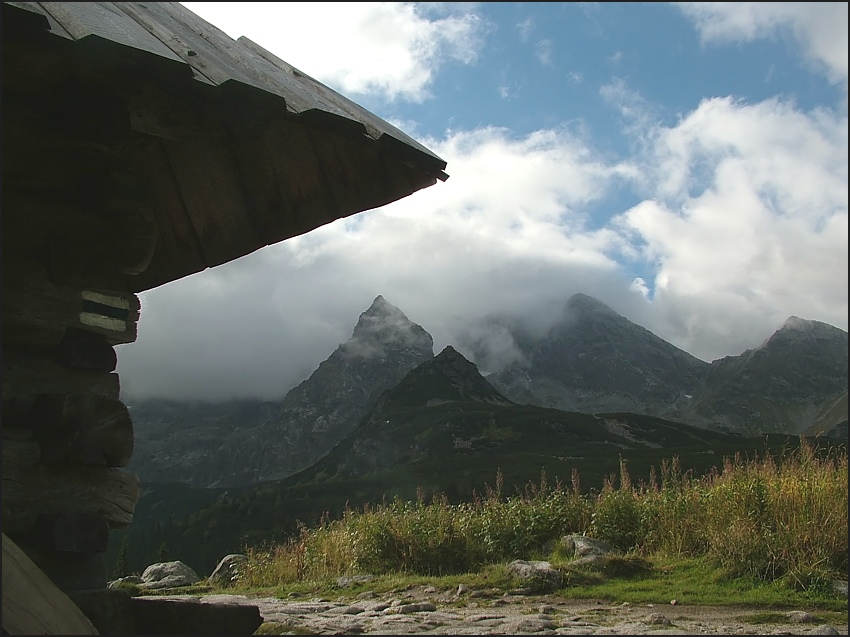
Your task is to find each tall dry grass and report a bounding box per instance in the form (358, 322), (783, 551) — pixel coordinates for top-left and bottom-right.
(239, 439), (847, 591)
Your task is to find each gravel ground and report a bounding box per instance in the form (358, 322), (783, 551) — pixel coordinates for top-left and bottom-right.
(157, 585), (848, 635)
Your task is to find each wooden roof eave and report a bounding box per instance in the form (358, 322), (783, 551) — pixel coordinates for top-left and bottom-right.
(3, 2), (448, 293)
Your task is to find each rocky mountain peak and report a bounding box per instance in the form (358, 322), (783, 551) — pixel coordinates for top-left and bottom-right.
(773, 315), (844, 339)
(781, 315), (810, 330)
(753, 315), (848, 356)
(433, 344), (473, 369)
(674, 316), (848, 435)
(346, 296), (433, 355)
(379, 345), (514, 409)
(564, 292), (619, 318)
(487, 292), (708, 415)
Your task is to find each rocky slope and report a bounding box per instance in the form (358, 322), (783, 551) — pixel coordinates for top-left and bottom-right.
(116, 345), (842, 575)
(281, 345), (783, 497)
(128, 293), (848, 488)
(483, 294), (709, 416)
(671, 316), (848, 436)
(482, 296), (847, 436)
(127, 296), (434, 486)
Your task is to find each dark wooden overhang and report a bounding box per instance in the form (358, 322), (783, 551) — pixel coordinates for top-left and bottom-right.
(2, 1), (448, 293)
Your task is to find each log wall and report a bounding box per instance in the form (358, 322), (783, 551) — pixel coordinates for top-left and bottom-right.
(1, 11), (150, 610)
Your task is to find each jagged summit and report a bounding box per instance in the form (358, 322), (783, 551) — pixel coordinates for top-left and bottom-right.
(782, 315), (810, 330)
(129, 296), (435, 487)
(378, 345), (514, 408)
(487, 292), (708, 415)
(346, 296), (434, 354)
(776, 315), (842, 335)
(434, 344), (472, 365)
(675, 316), (848, 435)
(565, 292), (619, 317)
(757, 315), (847, 352)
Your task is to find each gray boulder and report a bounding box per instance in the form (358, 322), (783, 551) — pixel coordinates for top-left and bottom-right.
(561, 534), (618, 559)
(208, 554), (249, 588)
(506, 560), (563, 593)
(556, 534), (623, 569)
(140, 561), (201, 589)
(108, 575), (143, 588)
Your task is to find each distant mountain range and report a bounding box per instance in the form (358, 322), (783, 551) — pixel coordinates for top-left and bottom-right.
(115, 337), (846, 576)
(483, 294), (847, 438)
(127, 295), (433, 486)
(127, 293), (848, 489)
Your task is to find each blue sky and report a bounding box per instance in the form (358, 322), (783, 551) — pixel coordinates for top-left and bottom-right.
(117, 2), (848, 401)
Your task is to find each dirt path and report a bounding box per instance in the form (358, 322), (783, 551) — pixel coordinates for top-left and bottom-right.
(159, 585), (848, 635)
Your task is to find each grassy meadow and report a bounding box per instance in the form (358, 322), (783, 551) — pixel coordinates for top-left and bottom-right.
(226, 439), (847, 610)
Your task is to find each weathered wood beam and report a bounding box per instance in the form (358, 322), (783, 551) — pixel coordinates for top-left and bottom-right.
(32, 513), (111, 554)
(10, 541), (109, 593)
(2, 350), (120, 399)
(32, 392), (134, 467)
(55, 329), (118, 373)
(2, 276), (140, 347)
(2, 439), (139, 533)
(1, 532), (99, 635)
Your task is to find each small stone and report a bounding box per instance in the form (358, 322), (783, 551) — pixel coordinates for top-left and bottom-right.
(670, 599), (678, 605)
(787, 611), (816, 623)
(808, 625), (840, 635)
(397, 602), (436, 613)
(647, 613), (672, 626)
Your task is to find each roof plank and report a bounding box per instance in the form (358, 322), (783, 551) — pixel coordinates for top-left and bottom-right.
(40, 1), (184, 62)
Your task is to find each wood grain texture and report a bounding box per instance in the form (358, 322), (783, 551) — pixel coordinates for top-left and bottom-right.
(2, 441), (140, 532)
(1, 532), (99, 635)
(32, 392), (135, 467)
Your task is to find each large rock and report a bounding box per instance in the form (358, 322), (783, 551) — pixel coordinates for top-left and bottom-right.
(109, 574), (144, 588)
(208, 554), (248, 588)
(141, 561), (200, 589)
(561, 534), (618, 558)
(506, 560), (563, 593)
(559, 533), (621, 569)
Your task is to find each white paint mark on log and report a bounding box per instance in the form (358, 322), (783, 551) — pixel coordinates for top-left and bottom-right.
(79, 313), (126, 332)
(80, 291), (130, 309)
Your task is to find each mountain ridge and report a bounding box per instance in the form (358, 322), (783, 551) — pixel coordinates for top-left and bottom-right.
(127, 295), (434, 486)
(113, 342), (846, 576)
(128, 292), (848, 489)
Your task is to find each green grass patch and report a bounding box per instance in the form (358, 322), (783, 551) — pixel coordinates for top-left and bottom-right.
(137, 584), (215, 596)
(555, 555), (847, 612)
(736, 611), (799, 624)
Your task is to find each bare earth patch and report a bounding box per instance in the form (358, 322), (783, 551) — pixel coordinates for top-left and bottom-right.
(156, 585), (848, 635)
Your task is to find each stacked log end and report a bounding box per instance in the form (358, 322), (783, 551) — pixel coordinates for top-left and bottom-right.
(2, 18), (151, 627)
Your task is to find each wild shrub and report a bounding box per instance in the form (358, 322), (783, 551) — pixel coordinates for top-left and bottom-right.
(590, 458), (646, 551)
(639, 457), (712, 556)
(241, 440), (846, 589)
(701, 441), (848, 587)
